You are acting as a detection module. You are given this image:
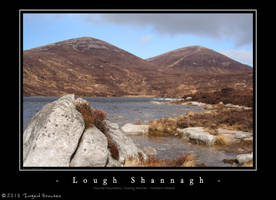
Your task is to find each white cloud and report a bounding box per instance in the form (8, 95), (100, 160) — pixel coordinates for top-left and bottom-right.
(220, 49), (253, 66)
(140, 34), (153, 44)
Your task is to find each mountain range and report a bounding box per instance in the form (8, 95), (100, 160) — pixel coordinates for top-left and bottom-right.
(23, 37), (253, 97)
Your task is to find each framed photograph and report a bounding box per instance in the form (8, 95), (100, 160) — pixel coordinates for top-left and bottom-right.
(4, 8), (260, 197)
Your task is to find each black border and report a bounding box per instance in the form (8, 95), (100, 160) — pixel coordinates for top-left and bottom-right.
(20, 9), (257, 172)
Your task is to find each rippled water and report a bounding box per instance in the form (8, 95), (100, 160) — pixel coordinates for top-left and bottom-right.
(131, 135), (236, 167)
(23, 97), (204, 130)
(22, 97), (237, 167)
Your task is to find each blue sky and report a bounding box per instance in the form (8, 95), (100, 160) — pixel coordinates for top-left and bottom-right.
(23, 13), (253, 66)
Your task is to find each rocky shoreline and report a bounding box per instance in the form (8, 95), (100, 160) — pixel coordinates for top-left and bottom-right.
(23, 94), (253, 167)
(23, 94), (147, 167)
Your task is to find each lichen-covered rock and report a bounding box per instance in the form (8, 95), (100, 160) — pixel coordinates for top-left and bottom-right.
(70, 126), (109, 167)
(23, 94), (85, 167)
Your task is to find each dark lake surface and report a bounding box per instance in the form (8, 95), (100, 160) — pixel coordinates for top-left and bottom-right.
(22, 97), (204, 131)
(22, 97), (236, 167)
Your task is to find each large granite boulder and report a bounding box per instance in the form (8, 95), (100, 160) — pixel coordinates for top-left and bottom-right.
(23, 94), (85, 167)
(70, 126), (109, 167)
(23, 95), (146, 167)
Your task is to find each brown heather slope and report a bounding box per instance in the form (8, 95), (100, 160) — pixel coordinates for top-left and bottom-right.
(23, 37), (253, 97)
(147, 46), (251, 74)
(147, 46), (253, 96)
(23, 37), (161, 97)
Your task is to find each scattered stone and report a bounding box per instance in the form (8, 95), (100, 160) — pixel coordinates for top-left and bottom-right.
(217, 128), (253, 140)
(142, 146), (157, 156)
(242, 136), (253, 142)
(225, 103), (252, 110)
(121, 123), (149, 135)
(189, 101), (206, 106)
(236, 153), (253, 164)
(178, 127), (216, 146)
(235, 131), (253, 139)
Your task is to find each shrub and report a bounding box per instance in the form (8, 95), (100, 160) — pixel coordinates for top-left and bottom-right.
(75, 102), (108, 134)
(75, 102), (95, 128)
(92, 109), (109, 134)
(148, 118), (178, 136)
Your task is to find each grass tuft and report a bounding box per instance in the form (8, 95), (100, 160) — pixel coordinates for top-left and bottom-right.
(125, 153), (197, 167)
(75, 102), (108, 134)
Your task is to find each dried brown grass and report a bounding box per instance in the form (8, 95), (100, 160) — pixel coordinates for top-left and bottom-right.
(148, 108), (253, 137)
(183, 87), (253, 107)
(75, 101), (120, 160)
(125, 153), (196, 167)
(75, 102), (108, 134)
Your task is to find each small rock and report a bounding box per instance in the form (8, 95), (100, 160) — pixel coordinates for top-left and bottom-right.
(186, 97), (192, 100)
(121, 123), (149, 135)
(142, 147), (157, 156)
(242, 136), (253, 142)
(235, 131), (252, 139)
(236, 153), (253, 164)
(179, 127), (216, 146)
(189, 101), (206, 106)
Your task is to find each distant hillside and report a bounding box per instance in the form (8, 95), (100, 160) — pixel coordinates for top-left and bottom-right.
(23, 37), (253, 97)
(23, 37), (160, 96)
(147, 45), (252, 74)
(146, 45), (253, 96)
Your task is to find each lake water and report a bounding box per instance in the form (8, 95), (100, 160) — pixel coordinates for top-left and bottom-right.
(23, 97), (204, 131)
(22, 97), (236, 167)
